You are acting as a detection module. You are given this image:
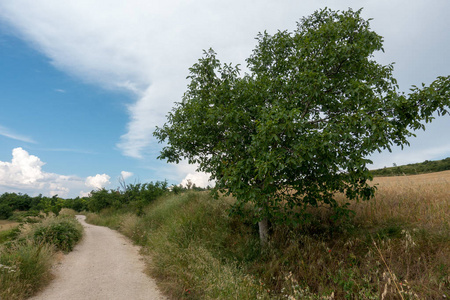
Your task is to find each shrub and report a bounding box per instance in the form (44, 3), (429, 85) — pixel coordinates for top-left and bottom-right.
(0, 203), (13, 220)
(33, 217), (83, 252)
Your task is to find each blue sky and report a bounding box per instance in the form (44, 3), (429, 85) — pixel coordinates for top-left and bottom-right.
(0, 1), (449, 198)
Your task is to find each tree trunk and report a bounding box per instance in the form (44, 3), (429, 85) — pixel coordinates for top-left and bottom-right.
(258, 218), (269, 246)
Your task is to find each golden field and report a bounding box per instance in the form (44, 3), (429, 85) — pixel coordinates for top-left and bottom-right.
(352, 170), (450, 228)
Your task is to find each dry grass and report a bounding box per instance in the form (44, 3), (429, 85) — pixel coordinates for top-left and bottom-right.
(352, 170), (450, 229)
(0, 220), (20, 232)
(58, 208), (78, 217)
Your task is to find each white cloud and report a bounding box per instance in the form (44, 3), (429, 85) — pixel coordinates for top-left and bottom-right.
(0, 0), (320, 159)
(176, 161), (214, 188)
(0, 147), (81, 197)
(79, 191), (91, 198)
(180, 172), (213, 189)
(0, 147), (44, 185)
(0, 148), (113, 197)
(85, 174), (111, 190)
(120, 171), (133, 180)
(0, 125), (36, 143)
(0, 1), (449, 183)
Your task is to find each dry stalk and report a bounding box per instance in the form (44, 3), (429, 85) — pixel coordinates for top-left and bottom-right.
(372, 238), (405, 300)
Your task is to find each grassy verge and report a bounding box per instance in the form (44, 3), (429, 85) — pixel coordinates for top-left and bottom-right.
(87, 172), (450, 299)
(0, 210), (83, 300)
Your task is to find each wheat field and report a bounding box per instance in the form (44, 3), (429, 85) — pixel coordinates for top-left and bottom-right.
(351, 170), (450, 228)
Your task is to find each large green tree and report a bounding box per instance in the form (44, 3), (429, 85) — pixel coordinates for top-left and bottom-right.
(154, 8), (449, 243)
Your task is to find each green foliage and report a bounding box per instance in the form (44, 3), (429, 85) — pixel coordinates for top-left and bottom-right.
(32, 217), (83, 252)
(154, 8), (450, 225)
(87, 181), (169, 213)
(64, 197), (88, 212)
(170, 184), (185, 195)
(371, 157), (450, 176)
(87, 188), (113, 212)
(0, 192), (69, 219)
(0, 203), (13, 219)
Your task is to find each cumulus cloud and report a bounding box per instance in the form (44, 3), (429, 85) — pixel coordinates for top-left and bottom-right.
(120, 171), (133, 180)
(0, 147), (81, 197)
(0, 147), (113, 197)
(175, 161), (213, 188)
(180, 172), (213, 189)
(85, 174), (111, 190)
(0, 147), (45, 185)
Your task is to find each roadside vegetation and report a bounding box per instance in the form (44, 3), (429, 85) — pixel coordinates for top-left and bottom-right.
(86, 171), (450, 299)
(0, 169), (448, 299)
(0, 209), (83, 300)
(0, 180), (187, 299)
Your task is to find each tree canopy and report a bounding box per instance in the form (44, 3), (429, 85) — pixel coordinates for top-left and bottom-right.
(154, 8), (450, 226)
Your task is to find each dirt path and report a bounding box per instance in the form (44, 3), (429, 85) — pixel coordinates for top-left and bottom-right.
(30, 215), (166, 300)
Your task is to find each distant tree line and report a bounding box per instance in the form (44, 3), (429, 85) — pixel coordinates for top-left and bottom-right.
(0, 193), (82, 219)
(0, 180), (208, 219)
(371, 157), (450, 176)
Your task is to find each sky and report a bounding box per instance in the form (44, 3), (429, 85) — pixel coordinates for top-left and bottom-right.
(0, 0), (449, 198)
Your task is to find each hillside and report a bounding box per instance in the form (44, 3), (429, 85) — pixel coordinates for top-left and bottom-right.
(370, 157), (450, 176)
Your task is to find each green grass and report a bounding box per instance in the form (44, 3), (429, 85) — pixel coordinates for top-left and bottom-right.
(86, 173), (450, 299)
(0, 211), (83, 299)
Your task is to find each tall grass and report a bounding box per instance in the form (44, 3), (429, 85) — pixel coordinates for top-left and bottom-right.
(0, 210), (83, 299)
(87, 171), (450, 299)
(0, 241), (54, 300)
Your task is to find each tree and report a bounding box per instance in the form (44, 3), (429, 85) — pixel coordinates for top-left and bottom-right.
(154, 8), (449, 244)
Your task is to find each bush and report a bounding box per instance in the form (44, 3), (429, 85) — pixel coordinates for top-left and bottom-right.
(0, 203), (13, 220)
(33, 217), (83, 252)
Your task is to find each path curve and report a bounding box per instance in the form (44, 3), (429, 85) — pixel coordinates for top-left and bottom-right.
(30, 215), (166, 300)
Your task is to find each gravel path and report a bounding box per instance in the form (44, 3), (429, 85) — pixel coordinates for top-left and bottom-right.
(30, 215), (166, 300)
